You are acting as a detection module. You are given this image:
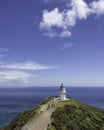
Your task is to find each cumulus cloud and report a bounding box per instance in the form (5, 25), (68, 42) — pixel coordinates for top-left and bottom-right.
(70, 0), (90, 20)
(0, 62), (57, 70)
(90, 0), (104, 15)
(40, 0), (104, 38)
(0, 70), (34, 85)
(40, 8), (64, 29)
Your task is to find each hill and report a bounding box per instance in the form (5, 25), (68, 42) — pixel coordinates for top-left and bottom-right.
(47, 99), (104, 130)
(0, 97), (52, 130)
(1, 98), (104, 130)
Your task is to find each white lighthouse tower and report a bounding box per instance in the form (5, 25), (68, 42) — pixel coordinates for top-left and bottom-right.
(59, 83), (66, 100)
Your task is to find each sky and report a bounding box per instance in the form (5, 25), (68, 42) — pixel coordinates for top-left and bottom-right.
(0, 0), (104, 87)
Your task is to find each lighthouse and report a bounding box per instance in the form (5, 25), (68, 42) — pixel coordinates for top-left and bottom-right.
(59, 83), (66, 100)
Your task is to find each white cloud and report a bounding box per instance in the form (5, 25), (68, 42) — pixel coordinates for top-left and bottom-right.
(40, 0), (104, 38)
(0, 62), (59, 86)
(0, 62), (57, 70)
(59, 31), (71, 38)
(61, 43), (75, 50)
(70, 0), (90, 20)
(90, 0), (104, 15)
(0, 70), (34, 85)
(64, 9), (77, 27)
(43, 30), (71, 38)
(40, 8), (64, 29)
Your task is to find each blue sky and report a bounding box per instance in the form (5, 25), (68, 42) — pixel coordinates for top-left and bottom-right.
(0, 0), (104, 87)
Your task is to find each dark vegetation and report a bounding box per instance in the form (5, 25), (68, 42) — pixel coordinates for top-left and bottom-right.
(47, 99), (104, 130)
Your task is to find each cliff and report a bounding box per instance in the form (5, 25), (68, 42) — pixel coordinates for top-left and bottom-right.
(1, 98), (104, 130)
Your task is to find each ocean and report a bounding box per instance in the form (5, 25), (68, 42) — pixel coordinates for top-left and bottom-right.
(0, 87), (104, 128)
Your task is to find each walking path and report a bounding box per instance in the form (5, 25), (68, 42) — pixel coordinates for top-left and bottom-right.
(30, 109), (52, 130)
(22, 99), (58, 130)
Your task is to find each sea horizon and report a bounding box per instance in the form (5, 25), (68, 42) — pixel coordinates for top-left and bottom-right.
(0, 86), (104, 128)
(0, 86), (104, 88)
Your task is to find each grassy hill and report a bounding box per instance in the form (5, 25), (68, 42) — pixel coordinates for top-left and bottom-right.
(0, 97), (51, 130)
(47, 99), (104, 130)
(1, 98), (104, 130)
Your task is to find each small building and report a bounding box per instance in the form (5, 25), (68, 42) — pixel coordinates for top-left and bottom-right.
(59, 83), (66, 100)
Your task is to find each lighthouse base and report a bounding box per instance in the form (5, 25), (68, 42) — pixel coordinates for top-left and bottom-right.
(59, 92), (67, 101)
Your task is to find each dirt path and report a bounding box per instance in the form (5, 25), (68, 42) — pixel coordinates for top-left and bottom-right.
(22, 100), (58, 130)
(30, 109), (53, 130)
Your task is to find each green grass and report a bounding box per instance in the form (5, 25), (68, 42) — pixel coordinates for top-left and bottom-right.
(47, 99), (104, 130)
(56, 99), (80, 108)
(1, 97), (52, 130)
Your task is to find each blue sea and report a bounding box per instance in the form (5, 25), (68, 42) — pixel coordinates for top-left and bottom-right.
(0, 87), (104, 128)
